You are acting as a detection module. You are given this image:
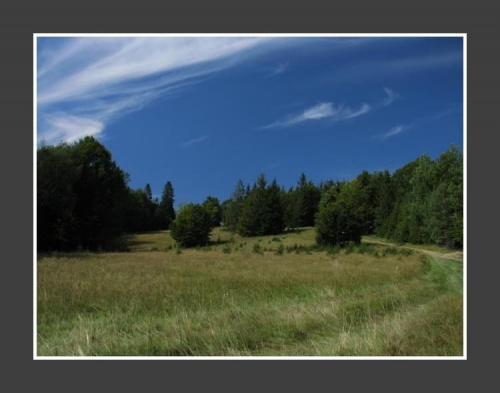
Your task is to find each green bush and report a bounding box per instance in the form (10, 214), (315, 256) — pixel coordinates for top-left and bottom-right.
(170, 204), (213, 247)
(252, 243), (263, 254)
(275, 244), (284, 256)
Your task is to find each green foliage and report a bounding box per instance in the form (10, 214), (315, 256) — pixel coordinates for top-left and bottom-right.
(252, 243), (263, 254)
(222, 179), (245, 233)
(315, 180), (368, 247)
(155, 181), (176, 230)
(283, 173), (321, 229)
(202, 196), (222, 227)
(38, 139), (462, 253)
(124, 182), (166, 233)
(37, 137), (129, 251)
(275, 244), (284, 255)
(170, 203), (213, 247)
(237, 175), (285, 236)
(374, 145), (463, 247)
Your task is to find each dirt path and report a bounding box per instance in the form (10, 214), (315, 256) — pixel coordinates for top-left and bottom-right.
(362, 239), (463, 261)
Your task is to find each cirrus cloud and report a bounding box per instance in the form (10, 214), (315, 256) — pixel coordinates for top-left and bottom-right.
(37, 37), (271, 144)
(260, 87), (397, 130)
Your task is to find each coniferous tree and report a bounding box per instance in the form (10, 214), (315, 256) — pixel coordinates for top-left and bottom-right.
(155, 181), (176, 229)
(237, 175), (285, 236)
(282, 186), (299, 230)
(372, 170), (394, 236)
(264, 179), (286, 235)
(144, 183), (153, 201)
(223, 179), (245, 233)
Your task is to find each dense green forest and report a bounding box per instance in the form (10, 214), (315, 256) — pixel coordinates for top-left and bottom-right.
(37, 137), (463, 251)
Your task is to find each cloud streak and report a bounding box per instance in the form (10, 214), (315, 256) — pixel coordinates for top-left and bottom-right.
(382, 87), (399, 106)
(180, 135), (210, 148)
(40, 115), (105, 143)
(261, 87), (396, 129)
(261, 102), (371, 129)
(377, 124), (413, 140)
(266, 62), (289, 77)
(37, 37), (270, 144)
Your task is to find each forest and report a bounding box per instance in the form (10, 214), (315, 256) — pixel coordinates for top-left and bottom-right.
(37, 136), (463, 252)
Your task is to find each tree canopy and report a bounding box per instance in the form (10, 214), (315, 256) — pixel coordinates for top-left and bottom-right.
(170, 203), (213, 247)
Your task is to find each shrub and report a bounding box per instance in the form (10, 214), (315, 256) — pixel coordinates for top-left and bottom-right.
(275, 244), (284, 256)
(252, 243), (263, 254)
(170, 204), (213, 247)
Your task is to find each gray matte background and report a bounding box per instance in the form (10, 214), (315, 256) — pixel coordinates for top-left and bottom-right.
(0, 0), (499, 390)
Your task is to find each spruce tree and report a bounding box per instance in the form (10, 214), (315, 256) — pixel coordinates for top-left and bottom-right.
(223, 179), (245, 233)
(155, 181), (176, 229)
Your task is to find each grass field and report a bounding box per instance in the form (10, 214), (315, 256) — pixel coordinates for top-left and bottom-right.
(37, 228), (463, 356)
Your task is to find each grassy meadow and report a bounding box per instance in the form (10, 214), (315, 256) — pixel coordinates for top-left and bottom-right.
(37, 227), (463, 356)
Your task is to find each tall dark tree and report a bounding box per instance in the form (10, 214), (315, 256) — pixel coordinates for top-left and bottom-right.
(238, 175), (267, 236)
(238, 174), (285, 236)
(38, 137), (129, 251)
(144, 183), (153, 201)
(38, 142), (79, 250)
(372, 170), (394, 236)
(155, 181), (176, 229)
(294, 173), (321, 227)
(125, 188), (154, 232)
(223, 179), (245, 233)
(282, 186), (299, 230)
(264, 179), (285, 235)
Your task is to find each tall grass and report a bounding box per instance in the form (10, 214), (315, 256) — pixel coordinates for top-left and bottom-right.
(37, 229), (462, 356)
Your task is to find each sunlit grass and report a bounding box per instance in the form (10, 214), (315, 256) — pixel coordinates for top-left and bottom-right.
(37, 228), (463, 356)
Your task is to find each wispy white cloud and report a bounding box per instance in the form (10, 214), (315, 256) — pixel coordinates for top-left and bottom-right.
(40, 115), (105, 144)
(382, 87), (399, 106)
(37, 37), (270, 144)
(261, 102), (371, 129)
(427, 108), (456, 121)
(261, 87), (396, 130)
(266, 62), (289, 77)
(180, 135), (209, 148)
(377, 124), (413, 140)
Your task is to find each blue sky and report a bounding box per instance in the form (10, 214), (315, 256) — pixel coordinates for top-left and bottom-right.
(37, 36), (464, 206)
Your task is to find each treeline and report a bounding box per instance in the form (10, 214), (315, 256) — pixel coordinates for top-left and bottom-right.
(37, 137), (176, 251)
(219, 145), (463, 248)
(126, 181), (176, 233)
(37, 137), (463, 251)
(221, 173), (321, 236)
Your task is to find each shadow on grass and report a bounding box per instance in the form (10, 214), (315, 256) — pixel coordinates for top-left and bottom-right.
(37, 252), (95, 260)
